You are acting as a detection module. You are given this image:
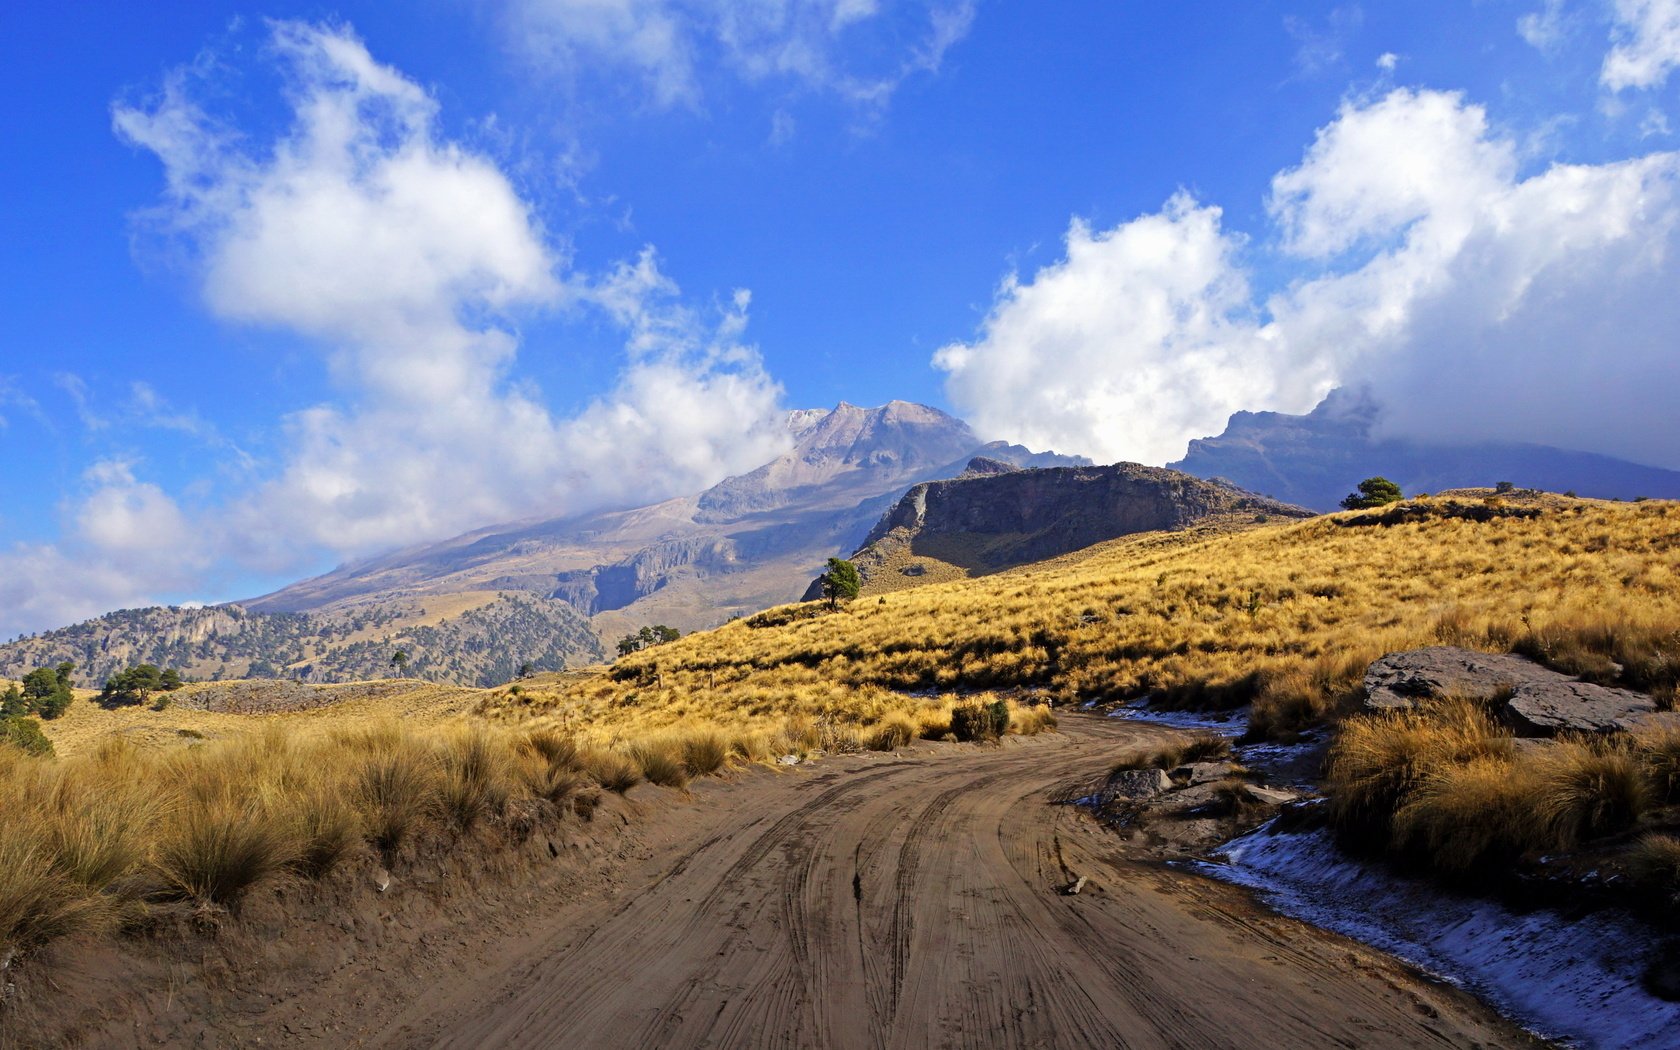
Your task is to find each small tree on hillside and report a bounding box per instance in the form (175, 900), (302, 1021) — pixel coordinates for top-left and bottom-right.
(99, 663), (182, 708)
(1340, 476), (1404, 510)
(19, 662), (75, 720)
(822, 558), (862, 609)
(615, 625), (681, 659)
(390, 649), (410, 677)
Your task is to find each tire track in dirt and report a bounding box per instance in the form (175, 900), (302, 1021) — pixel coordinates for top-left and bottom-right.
(368, 716), (1544, 1050)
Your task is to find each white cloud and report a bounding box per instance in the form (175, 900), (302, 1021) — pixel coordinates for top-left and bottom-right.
(1604, 0), (1680, 90)
(939, 88), (1680, 471)
(1518, 0), (1569, 52)
(933, 195), (1334, 466)
(0, 20), (794, 638)
(0, 461), (208, 639)
(1270, 90), (1680, 465)
(503, 0), (975, 108)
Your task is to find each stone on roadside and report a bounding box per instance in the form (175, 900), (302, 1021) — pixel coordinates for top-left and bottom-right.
(1239, 784), (1298, 807)
(1105, 768), (1173, 800)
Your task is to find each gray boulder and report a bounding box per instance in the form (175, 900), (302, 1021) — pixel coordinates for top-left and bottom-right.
(1362, 647), (1540, 712)
(1104, 768), (1173, 801)
(1171, 761), (1234, 786)
(1363, 646), (1658, 737)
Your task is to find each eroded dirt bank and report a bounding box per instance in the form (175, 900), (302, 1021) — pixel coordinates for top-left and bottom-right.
(6, 715), (1542, 1049)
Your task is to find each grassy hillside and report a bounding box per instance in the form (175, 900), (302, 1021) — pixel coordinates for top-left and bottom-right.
(503, 494), (1677, 739)
(6, 491), (1677, 960)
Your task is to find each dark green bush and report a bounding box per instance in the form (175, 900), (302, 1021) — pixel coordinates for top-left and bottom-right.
(951, 699), (1010, 742)
(1, 716), (54, 757)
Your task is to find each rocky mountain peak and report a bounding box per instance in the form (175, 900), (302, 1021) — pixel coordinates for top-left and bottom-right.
(695, 401), (979, 522)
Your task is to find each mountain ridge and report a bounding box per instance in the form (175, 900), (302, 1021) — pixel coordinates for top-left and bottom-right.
(1172, 389), (1680, 511)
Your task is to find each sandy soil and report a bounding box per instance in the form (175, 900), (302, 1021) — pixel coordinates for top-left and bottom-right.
(371, 714), (1537, 1050)
(6, 714), (1543, 1049)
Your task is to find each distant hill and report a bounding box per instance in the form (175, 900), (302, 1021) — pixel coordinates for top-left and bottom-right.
(812, 459), (1313, 597)
(1172, 389), (1680, 511)
(0, 593), (602, 689)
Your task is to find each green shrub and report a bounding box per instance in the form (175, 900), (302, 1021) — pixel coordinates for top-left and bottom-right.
(1339, 476), (1404, 510)
(1, 716), (54, 757)
(951, 699), (1009, 742)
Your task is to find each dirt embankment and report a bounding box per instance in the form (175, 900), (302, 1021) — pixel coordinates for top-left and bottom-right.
(3, 716), (1539, 1049)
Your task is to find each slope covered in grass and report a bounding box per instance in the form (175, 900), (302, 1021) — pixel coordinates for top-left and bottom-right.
(504, 495), (1678, 740)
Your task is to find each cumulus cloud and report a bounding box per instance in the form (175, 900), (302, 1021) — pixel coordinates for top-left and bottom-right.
(933, 197), (1332, 466)
(0, 20), (792, 638)
(0, 461), (208, 638)
(939, 88), (1680, 470)
(1604, 0), (1680, 90)
(503, 0), (975, 108)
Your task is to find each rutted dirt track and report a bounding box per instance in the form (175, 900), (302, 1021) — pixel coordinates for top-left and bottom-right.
(371, 715), (1539, 1050)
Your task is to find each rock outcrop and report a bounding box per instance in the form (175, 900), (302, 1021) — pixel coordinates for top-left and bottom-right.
(1361, 646), (1670, 736)
(811, 462), (1313, 597)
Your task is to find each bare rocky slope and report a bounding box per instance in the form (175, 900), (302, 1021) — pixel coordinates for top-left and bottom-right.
(0, 593), (603, 689)
(812, 459), (1313, 596)
(244, 401), (1085, 640)
(1, 403), (1085, 686)
(1172, 387), (1680, 511)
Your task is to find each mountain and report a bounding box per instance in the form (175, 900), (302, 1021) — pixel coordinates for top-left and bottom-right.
(812, 459), (1314, 597)
(0, 593), (602, 690)
(1, 401), (1087, 685)
(244, 401), (1087, 645)
(1172, 389), (1680, 512)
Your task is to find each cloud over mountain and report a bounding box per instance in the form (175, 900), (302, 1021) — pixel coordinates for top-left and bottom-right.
(938, 87), (1680, 471)
(0, 21), (792, 639)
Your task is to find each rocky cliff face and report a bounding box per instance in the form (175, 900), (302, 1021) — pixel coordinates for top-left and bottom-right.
(1172, 389), (1680, 511)
(814, 461), (1313, 597)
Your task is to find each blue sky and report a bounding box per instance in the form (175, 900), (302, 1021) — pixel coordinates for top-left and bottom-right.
(3, 0), (1680, 636)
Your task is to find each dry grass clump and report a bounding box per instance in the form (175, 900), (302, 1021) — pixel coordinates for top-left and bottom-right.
(1330, 700), (1676, 876)
(681, 729), (730, 776)
(1327, 699), (1511, 843)
(1111, 731), (1232, 773)
(1390, 757), (1542, 872)
(1633, 724), (1680, 802)
(626, 739), (689, 788)
(1627, 834), (1680, 895)
(152, 791), (299, 908)
(865, 713), (917, 751)
(1011, 704), (1058, 736)
(1531, 738), (1651, 848)
(437, 725), (514, 832)
(950, 698), (1009, 743)
(346, 728), (443, 857)
(580, 747), (643, 793)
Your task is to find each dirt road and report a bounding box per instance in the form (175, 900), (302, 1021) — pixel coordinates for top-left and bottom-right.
(369, 715), (1538, 1050)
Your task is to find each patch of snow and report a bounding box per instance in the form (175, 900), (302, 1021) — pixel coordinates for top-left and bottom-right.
(1195, 821), (1680, 1049)
(1106, 700), (1244, 735)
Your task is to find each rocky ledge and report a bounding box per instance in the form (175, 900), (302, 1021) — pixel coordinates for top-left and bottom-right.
(1362, 645), (1677, 736)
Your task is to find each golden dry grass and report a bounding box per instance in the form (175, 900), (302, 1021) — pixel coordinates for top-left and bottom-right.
(1329, 700), (1671, 874)
(7, 494), (1677, 954)
(486, 497), (1678, 742)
